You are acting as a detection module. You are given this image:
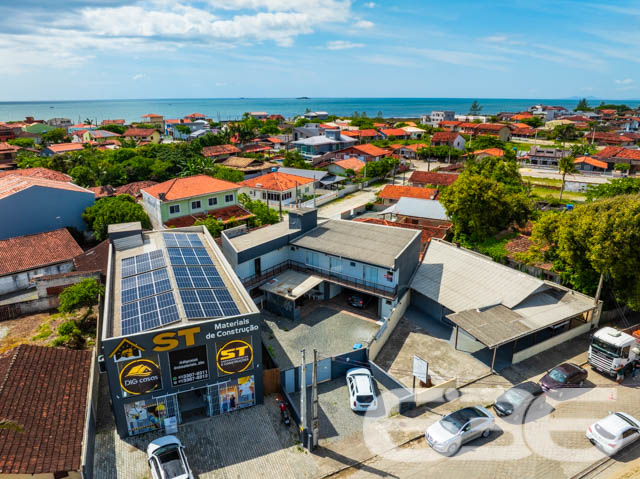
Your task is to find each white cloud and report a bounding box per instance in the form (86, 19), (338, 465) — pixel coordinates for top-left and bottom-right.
(410, 48), (509, 70)
(132, 73), (146, 80)
(483, 35), (509, 43)
(615, 78), (633, 85)
(354, 19), (374, 28)
(326, 40), (364, 50)
(363, 2), (375, 7)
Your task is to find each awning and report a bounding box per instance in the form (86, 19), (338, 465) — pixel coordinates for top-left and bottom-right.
(260, 270), (324, 300)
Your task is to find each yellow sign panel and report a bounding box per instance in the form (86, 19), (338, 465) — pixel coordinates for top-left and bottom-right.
(152, 326), (200, 352)
(216, 339), (253, 375)
(119, 359), (162, 395)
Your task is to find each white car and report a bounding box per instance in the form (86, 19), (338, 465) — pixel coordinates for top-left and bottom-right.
(147, 435), (194, 479)
(586, 412), (640, 456)
(346, 367), (378, 412)
(426, 406), (495, 456)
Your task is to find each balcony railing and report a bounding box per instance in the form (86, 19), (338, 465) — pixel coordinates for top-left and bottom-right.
(242, 260), (397, 299)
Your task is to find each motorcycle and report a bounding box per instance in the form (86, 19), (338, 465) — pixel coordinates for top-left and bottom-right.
(279, 400), (291, 427)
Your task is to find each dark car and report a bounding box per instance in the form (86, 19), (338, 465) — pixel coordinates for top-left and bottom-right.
(540, 363), (588, 393)
(348, 294), (371, 309)
(494, 381), (545, 419)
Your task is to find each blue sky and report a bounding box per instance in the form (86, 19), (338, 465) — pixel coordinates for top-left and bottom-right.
(1, 0), (639, 101)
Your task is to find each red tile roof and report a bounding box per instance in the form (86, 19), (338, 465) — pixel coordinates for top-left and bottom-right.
(143, 175), (240, 201)
(431, 132), (461, 143)
(123, 128), (157, 137)
(378, 185), (437, 201)
(334, 158), (366, 172)
(0, 167), (72, 182)
(101, 119), (125, 125)
(164, 205), (254, 227)
(391, 142), (429, 153)
(596, 146), (640, 161)
(439, 121), (463, 127)
(45, 143), (85, 154)
(473, 148), (505, 157)
(202, 144), (241, 157)
(476, 123), (508, 132)
(353, 218), (449, 245)
(585, 132), (634, 143)
(0, 345), (91, 475)
(348, 143), (389, 157)
(142, 113), (162, 118)
(574, 156), (607, 169)
(0, 175), (91, 200)
(240, 172), (315, 191)
(185, 112), (205, 117)
(380, 128), (408, 137)
(0, 142), (18, 154)
(342, 128), (380, 138)
(0, 228), (83, 276)
(73, 239), (109, 275)
(409, 171), (459, 186)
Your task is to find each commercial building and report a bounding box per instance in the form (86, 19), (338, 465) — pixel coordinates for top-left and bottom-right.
(101, 223), (262, 437)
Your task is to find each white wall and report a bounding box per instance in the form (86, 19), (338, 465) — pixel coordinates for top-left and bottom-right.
(237, 246), (291, 279)
(380, 296), (397, 319)
(0, 261), (75, 295)
(512, 322), (592, 364)
(141, 191), (162, 225)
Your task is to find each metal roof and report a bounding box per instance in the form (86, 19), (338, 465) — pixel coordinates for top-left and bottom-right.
(290, 219), (419, 269)
(380, 197), (449, 221)
(277, 167), (328, 181)
(260, 270), (323, 300)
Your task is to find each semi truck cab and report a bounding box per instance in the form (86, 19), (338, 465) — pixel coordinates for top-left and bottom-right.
(588, 327), (640, 376)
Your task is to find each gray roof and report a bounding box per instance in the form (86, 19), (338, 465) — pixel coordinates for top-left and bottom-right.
(413, 239), (546, 312)
(277, 168), (328, 181)
(290, 219), (419, 269)
(229, 221), (300, 252)
(292, 134), (356, 146)
(381, 197), (449, 221)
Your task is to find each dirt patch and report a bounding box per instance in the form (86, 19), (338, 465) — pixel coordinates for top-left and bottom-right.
(0, 307), (95, 353)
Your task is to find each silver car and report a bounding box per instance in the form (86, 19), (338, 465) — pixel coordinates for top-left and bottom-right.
(425, 406), (495, 456)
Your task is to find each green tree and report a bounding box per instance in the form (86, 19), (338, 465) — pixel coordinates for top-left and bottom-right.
(238, 193), (280, 226)
(58, 278), (105, 313)
(41, 128), (68, 144)
(550, 124), (578, 147)
(575, 98), (591, 112)
(615, 163), (631, 173)
(570, 143), (595, 157)
(194, 216), (225, 237)
(82, 195), (151, 241)
(7, 138), (35, 148)
(100, 124), (126, 135)
(557, 156), (578, 201)
(69, 164), (98, 187)
(283, 150), (311, 169)
(175, 125), (191, 135)
(468, 100), (483, 115)
(464, 155), (525, 192)
(519, 116), (544, 128)
(468, 135), (505, 151)
(585, 177), (640, 201)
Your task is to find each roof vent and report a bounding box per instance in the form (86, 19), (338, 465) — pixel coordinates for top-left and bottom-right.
(108, 222), (143, 251)
(607, 330), (622, 337)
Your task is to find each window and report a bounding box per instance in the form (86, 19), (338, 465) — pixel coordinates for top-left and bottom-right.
(262, 192), (267, 199)
(622, 346), (631, 359)
(208, 197), (218, 207)
(282, 192), (292, 200)
(305, 187), (309, 192)
(225, 194), (234, 203)
(622, 429), (638, 439)
(306, 251), (320, 267)
(350, 261), (356, 267)
(191, 200), (201, 210)
(169, 205), (180, 214)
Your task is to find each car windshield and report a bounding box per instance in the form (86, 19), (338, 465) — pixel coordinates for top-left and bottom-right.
(616, 413), (640, 429)
(357, 394), (374, 403)
(503, 388), (527, 406)
(594, 423), (616, 440)
(592, 338), (620, 357)
(440, 412), (467, 434)
(548, 369), (568, 383)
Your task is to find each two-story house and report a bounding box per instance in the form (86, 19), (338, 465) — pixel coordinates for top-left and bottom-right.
(240, 171), (315, 206)
(122, 128), (161, 144)
(140, 113), (164, 126)
(141, 174), (250, 228)
(430, 132), (466, 150)
(292, 129), (356, 161)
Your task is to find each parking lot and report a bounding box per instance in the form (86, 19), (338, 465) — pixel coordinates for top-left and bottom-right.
(262, 305), (379, 369)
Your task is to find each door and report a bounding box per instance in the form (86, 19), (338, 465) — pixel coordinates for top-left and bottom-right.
(254, 257), (261, 276)
(284, 368), (296, 394)
(621, 428), (640, 448)
(329, 256), (341, 274)
(363, 265), (377, 286)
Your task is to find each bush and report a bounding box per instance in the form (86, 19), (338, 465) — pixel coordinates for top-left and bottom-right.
(58, 278), (104, 313)
(82, 195), (151, 241)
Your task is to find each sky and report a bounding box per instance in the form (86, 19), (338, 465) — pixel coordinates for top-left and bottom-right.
(1, 0), (639, 101)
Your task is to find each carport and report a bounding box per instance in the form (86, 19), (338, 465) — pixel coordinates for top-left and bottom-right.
(260, 270), (324, 320)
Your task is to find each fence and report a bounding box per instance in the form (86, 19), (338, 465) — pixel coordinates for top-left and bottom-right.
(263, 368), (281, 395)
(81, 349), (100, 479)
(414, 378), (459, 408)
(368, 289), (411, 360)
(369, 360), (415, 415)
(0, 296), (58, 322)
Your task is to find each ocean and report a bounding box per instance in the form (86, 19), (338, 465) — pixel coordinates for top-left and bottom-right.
(0, 98), (637, 124)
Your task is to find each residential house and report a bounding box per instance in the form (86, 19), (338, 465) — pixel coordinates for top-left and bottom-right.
(428, 110), (455, 127)
(460, 123), (512, 141)
(340, 129), (382, 143)
(472, 148), (505, 160)
(78, 129), (121, 143)
(0, 175), (94, 239)
(430, 132), (466, 150)
(184, 112), (206, 121)
(0, 167), (72, 182)
(511, 112), (533, 121)
(68, 123), (95, 133)
(584, 131), (635, 146)
(141, 174), (248, 228)
(408, 171), (459, 188)
(303, 111), (329, 120)
(221, 209), (421, 319)
(595, 146), (640, 173)
(292, 129), (356, 162)
(379, 128), (410, 140)
(122, 128), (161, 144)
(240, 171), (315, 206)
(401, 126), (426, 139)
(46, 117), (72, 129)
(391, 143), (429, 159)
(378, 184), (437, 205)
(379, 196), (452, 229)
(439, 120), (463, 131)
(0, 142), (18, 168)
(41, 142), (85, 157)
(168, 120), (209, 140)
(269, 114), (286, 122)
(202, 144), (241, 161)
(88, 180), (158, 200)
(292, 123), (324, 141)
(249, 111), (269, 120)
(526, 146), (571, 167)
(277, 167), (345, 189)
(333, 143), (390, 163)
(511, 127), (538, 139)
(0, 122), (15, 141)
(574, 156), (608, 173)
(0, 228), (83, 295)
(0, 345), (92, 479)
(102, 119), (126, 126)
(140, 113), (164, 126)
(254, 136), (286, 151)
(221, 156), (279, 179)
(328, 157), (366, 176)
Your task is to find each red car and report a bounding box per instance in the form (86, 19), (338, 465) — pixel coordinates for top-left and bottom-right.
(540, 363), (587, 394)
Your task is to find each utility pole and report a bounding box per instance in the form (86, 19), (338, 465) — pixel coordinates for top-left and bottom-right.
(311, 349), (319, 449)
(300, 349), (307, 448)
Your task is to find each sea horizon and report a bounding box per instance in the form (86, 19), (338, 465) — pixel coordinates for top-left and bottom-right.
(1, 97), (638, 124)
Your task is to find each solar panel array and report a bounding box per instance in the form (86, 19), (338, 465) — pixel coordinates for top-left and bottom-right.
(164, 232), (241, 320)
(120, 249), (180, 335)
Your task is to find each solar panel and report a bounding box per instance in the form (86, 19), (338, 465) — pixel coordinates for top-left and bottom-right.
(167, 247), (213, 266)
(179, 289), (223, 319)
(120, 292), (180, 335)
(163, 232), (204, 248)
(121, 268), (172, 304)
(172, 265), (224, 289)
(121, 250), (166, 277)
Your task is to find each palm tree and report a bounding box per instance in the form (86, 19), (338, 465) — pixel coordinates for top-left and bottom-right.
(0, 418), (22, 432)
(558, 155), (578, 201)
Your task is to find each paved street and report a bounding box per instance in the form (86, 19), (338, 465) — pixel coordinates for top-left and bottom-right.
(316, 185), (383, 219)
(519, 167), (612, 185)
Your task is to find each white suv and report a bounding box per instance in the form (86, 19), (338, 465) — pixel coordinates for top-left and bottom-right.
(346, 368), (377, 412)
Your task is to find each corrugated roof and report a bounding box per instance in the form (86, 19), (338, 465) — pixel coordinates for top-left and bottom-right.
(0, 174), (92, 200)
(412, 239), (546, 312)
(0, 228), (83, 276)
(382, 197), (449, 221)
(290, 219), (419, 269)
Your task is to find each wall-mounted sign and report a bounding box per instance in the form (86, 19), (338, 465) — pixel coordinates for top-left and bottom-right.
(169, 345), (209, 386)
(216, 338), (253, 375)
(109, 338), (145, 361)
(119, 359), (162, 395)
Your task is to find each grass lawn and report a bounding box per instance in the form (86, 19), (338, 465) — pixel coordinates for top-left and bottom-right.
(531, 186), (586, 202)
(523, 176), (562, 187)
(464, 232), (518, 262)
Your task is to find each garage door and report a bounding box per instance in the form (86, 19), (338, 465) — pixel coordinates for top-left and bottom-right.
(300, 358), (331, 386)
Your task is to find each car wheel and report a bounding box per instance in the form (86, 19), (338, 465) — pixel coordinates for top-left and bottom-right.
(482, 429), (491, 438)
(446, 443), (459, 456)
